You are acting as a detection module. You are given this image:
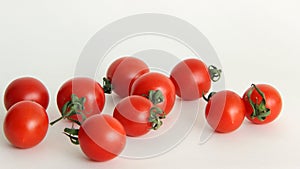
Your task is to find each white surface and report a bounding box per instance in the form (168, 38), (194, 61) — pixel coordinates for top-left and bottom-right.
(0, 0), (299, 169)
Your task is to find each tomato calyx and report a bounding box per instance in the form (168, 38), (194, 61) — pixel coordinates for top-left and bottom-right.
(142, 90), (164, 105)
(149, 106), (165, 130)
(50, 94), (87, 126)
(247, 84), (271, 121)
(148, 90), (164, 105)
(144, 90), (165, 130)
(208, 65), (222, 82)
(103, 77), (112, 94)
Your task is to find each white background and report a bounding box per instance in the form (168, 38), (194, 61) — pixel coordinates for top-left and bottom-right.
(0, 0), (299, 169)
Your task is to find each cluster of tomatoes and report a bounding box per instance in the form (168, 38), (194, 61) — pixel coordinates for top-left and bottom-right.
(2, 56), (282, 162)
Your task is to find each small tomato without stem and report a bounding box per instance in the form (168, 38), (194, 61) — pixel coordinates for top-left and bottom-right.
(4, 77), (49, 110)
(4, 101), (49, 149)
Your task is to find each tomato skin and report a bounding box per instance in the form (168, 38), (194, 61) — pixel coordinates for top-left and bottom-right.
(56, 77), (105, 121)
(242, 84), (282, 124)
(113, 96), (153, 137)
(106, 57), (149, 98)
(4, 77), (49, 110)
(3, 101), (49, 149)
(170, 58), (211, 101)
(130, 72), (176, 115)
(205, 90), (246, 133)
(78, 114), (126, 162)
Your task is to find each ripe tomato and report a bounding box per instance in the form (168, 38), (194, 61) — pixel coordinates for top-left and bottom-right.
(4, 77), (49, 110)
(242, 84), (282, 124)
(55, 77), (105, 123)
(205, 90), (246, 133)
(170, 58), (221, 101)
(113, 95), (164, 137)
(3, 101), (49, 149)
(130, 72), (176, 115)
(104, 57), (149, 98)
(77, 114), (126, 162)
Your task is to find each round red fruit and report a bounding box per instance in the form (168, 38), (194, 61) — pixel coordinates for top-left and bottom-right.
(78, 114), (126, 162)
(205, 90), (246, 133)
(130, 72), (176, 115)
(170, 58), (212, 101)
(4, 101), (49, 149)
(56, 77), (105, 122)
(104, 57), (149, 98)
(113, 95), (164, 137)
(243, 84), (282, 124)
(4, 77), (49, 110)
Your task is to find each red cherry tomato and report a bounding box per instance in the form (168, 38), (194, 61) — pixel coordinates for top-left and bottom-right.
(170, 58), (221, 101)
(104, 57), (149, 98)
(130, 72), (176, 115)
(242, 84), (282, 124)
(205, 90), (246, 133)
(77, 114), (126, 162)
(3, 101), (49, 149)
(4, 77), (49, 110)
(113, 95), (164, 137)
(56, 77), (105, 123)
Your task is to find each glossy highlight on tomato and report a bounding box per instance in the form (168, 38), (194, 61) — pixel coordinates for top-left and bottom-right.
(3, 101), (49, 149)
(4, 77), (49, 110)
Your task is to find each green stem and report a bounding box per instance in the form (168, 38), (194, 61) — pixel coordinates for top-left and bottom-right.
(49, 116), (64, 126)
(103, 77), (112, 94)
(142, 90), (164, 105)
(202, 92), (216, 102)
(149, 106), (165, 130)
(148, 90), (164, 105)
(208, 65), (222, 82)
(247, 84), (271, 121)
(50, 94), (87, 126)
(64, 128), (80, 145)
